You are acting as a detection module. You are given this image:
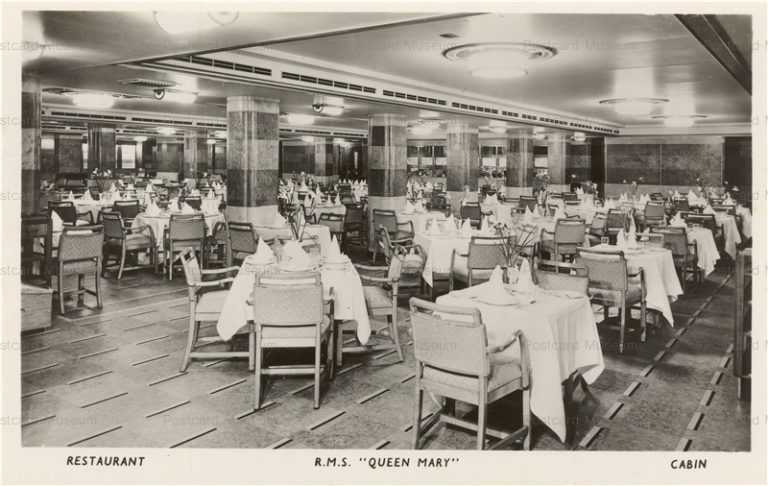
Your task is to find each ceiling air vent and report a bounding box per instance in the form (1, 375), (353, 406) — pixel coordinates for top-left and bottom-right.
(381, 89), (446, 106)
(172, 55), (272, 77)
(118, 78), (176, 89)
(281, 71), (377, 95)
(197, 122), (227, 128)
(49, 111), (128, 121)
(131, 117), (193, 125)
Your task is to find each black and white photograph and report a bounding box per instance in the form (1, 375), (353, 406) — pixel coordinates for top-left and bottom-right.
(1, 1), (765, 484)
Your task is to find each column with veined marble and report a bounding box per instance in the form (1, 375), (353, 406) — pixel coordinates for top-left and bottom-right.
(183, 130), (209, 181)
(505, 132), (534, 198)
(87, 123), (116, 171)
(21, 76), (41, 215)
(226, 96), (280, 225)
(445, 120), (480, 213)
(313, 137), (338, 185)
(367, 114), (407, 251)
(547, 133), (568, 193)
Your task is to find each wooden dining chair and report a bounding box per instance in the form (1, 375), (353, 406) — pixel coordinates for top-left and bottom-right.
(228, 221), (257, 265)
(372, 209), (414, 263)
(684, 213), (724, 252)
(449, 236), (507, 291)
(317, 213), (346, 248)
(184, 196), (202, 211)
(102, 211), (157, 279)
(342, 203), (366, 250)
(540, 218), (586, 263)
(643, 202), (666, 229)
(651, 227), (700, 290)
(578, 248), (647, 353)
(533, 259), (589, 295)
(112, 199), (140, 226)
(250, 271), (335, 409)
(460, 203), (482, 229)
(164, 214), (206, 280)
(48, 201), (93, 226)
(50, 225), (104, 315)
(177, 248), (248, 371)
(409, 298), (531, 450)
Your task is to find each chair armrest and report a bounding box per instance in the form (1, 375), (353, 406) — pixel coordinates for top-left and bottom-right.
(397, 220), (415, 235)
(201, 266), (240, 276)
(191, 277), (235, 289)
(487, 333), (519, 355)
(357, 273), (392, 285)
(353, 263), (388, 273)
(77, 211), (94, 224)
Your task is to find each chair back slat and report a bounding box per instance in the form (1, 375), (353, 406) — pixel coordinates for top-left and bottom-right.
(101, 211), (124, 239)
(644, 202), (666, 219)
(184, 196), (202, 211)
(555, 219), (586, 244)
(372, 209), (398, 234)
(652, 227), (688, 257)
(460, 204), (482, 221)
(409, 298), (489, 377)
(606, 210), (627, 231)
(48, 201), (77, 225)
(228, 222), (257, 255)
(113, 200), (140, 219)
(578, 249), (628, 291)
(252, 272), (324, 326)
(344, 204), (364, 225)
(467, 236), (506, 270)
(684, 213), (717, 233)
(59, 225), (104, 261)
(534, 269), (589, 295)
(518, 196), (537, 211)
(318, 213), (345, 233)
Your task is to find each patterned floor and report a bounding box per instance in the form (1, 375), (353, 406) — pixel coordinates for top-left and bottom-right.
(20, 259), (750, 450)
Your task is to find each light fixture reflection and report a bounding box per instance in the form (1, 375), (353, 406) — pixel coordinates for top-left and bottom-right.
(285, 113), (315, 126)
(154, 12), (238, 35)
(133, 135), (148, 143)
(162, 91), (197, 104)
(156, 126), (176, 136)
(300, 136), (315, 143)
(69, 92), (114, 110)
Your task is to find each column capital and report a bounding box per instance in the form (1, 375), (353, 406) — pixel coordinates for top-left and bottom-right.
(226, 96), (280, 113)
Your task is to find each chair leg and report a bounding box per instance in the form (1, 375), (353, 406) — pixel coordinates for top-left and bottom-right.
(640, 298), (647, 343)
(335, 322), (344, 370)
(95, 268), (102, 309)
(77, 274), (85, 307)
(412, 382), (424, 449)
(477, 388), (487, 450)
(117, 246), (126, 280)
(388, 314), (404, 362)
(248, 326), (255, 372)
(313, 338), (321, 409)
(619, 303), (626, 354)
(603, 305), (609, 323)
(254, 336), (263, 410)
(522, 387), (531, 450)
(58, 274), (65, 315)
(180, 315), (196, 372)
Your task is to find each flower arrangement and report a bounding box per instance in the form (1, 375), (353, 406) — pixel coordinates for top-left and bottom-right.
(493, 221), (537, 269)
(278, 181), (306, 240)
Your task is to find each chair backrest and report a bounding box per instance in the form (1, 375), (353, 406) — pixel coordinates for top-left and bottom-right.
(113, 199), (140, 219)
(409, 298), (489, 377)
(58, 225), (104, 262)
(21, 215), (51, 259)
(712, 204), (736, 215)
(372, 209), (398, 234)
(430, 193), (448, 210)
(228, 222), (257, 255)
(563, 192), (578, 202)
(606, 209), (627, 230)
(184, 196), (202, 211)
(376, 226), (396, 262)
(518, 196), (537, 211)
(101, 211), (125, 240)
(577, 248), (629, 292)
(252, 272), (324, 326)
(650, 192), (665, 202)
(460, 204), (482, 221)
(644, 202), (666, 219)
(302, 197), (317, 219)
(534, 268), (589, 295)
(673, 198), (690, 212)
(652, 227), (688, 257)
(589, 213), (608, 236)
(48, 201), (77, 224)
(344, 204), (364, 225)
(178, 247), (203, 285)
(684, 213), (717, 232)
(554, 218), (586, 244)
(169, 214), (205, 241)
(467, 236), (507, 270)
(317, 212), (345, 233)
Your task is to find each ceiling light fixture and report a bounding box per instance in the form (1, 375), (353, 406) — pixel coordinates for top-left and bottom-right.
(599, 97), (669, 116)
(419, 110), (440, 119)
(68, 92), (115, 110)
(443, 42), (556, 80)
(312, 95), (345, 117)
(572, 131), (586, 142)
(651, 114), (707, 128)
(133, 135), (148, 143)
(285, 113), (315, 126)
(300, 136), (315, 143)
(487, 121), (508, 134)
(157, 90), (197, 104)
(206, 139), (217, 145)
(214, 130), (227, 139)
(153, 11), (239, 35)
(156, 126), (176, 136)
(410, 120), (441, 136)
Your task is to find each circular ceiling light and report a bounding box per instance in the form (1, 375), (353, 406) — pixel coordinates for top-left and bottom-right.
(160, 90), (197, 104)
(154, 12), (239, 35)
(410, 120), (441, 136)
(300, 136), (315, 143)
(651, 114), (707, 128)
(68, 92), (115, 110)
(443, 42), (557, 80)
(572, 131), (586, 142)
(285, 113), (315, 126)
(156, 126), (176, 136)
(133, 135), (148, 143)
(599, 97), (669, 116)
(214, 130), (227, 139)
(487, 121), (508, 134)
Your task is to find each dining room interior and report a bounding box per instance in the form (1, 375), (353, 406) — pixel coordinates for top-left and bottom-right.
(16, 9), (756, 452)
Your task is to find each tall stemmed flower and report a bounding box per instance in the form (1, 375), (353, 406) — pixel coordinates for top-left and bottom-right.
(494, 221), (537, 269)
(277, 181), (306, 241)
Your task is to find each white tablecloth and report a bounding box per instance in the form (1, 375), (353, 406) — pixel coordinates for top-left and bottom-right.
(253, 224), (332, 257)
(217, 261), (371, 344)
(399, 211), (448, 234)
(687, 227), (719, 276)
(736, 206), (752, 239)
(714, 213), (742, 259)
(133, 211), (224, 247)
(313, 204), (346, 220)
(590, 244), (683, 325)
(73, 199), (113, 221)
(414, 233), (471, 286)
(437, 288), (604, 442)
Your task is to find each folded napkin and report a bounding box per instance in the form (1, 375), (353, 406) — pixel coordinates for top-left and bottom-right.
(446, 214), (456, 232)
(206, 190), (215, 200)
(67, 191), (75, 201)
(461, 218), (473, 238)
(273, 213), (287, 227)
(51, 210), (64, 232)
(145, 201), (161, 216)
(333, 195), (341, 206)
(514, 259), (536, 294)
(109, 183), (117, 193)
(554, 206), (566, 220)
(143, 191), (152, 207)
(249, 237), (276, 264)
(486, 193), (499, 205)
(281, 240), (311, 268)
(670, 212), (686, 227)
(673, 190), (681, 198)
(703, 205), (716, 215)
(302, 194), (314, 208)
(81, 190), (93, 201)
(316, 188), (324, 199)
(127, 184), (135, 190)
(181, 203), (196, 214)
(326, 235), (344, 261)
(627, 228), (638, 249)
(522, 206), (534, 224)
(417, 200), (426, 213)
(576, 187), (584, 195)
(403, 200), (415, 214)
(427, 217), (442, 236)
(146, 183), (154, 193)
(641, 227), (651, 240)
(628, 214), (637, 233)
(480, 215), (490, 234)
(616, 229), (627, 250)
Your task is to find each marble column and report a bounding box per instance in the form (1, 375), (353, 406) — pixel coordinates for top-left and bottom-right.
(87, 123), (116, 171)
(367, 114), (407, 250)
(546, 133), (568, 192)
(505, 132), (534, 198)
(183, 130), (209, 179)
(21, 76), (41, 215)
(226, 96), (280, 225)
(445, 120), (480, 212)
(312, 137), (338, 185)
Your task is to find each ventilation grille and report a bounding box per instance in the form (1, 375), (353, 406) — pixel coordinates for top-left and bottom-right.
(281, 72), (376, 95)
(118, 78), (176, 89)
(131, 117), (193, 126)
(196, 121), (227, 128)
(48, 111), (128, 121)
(382, 89), (446, 106)
(171, 55), (272, 77)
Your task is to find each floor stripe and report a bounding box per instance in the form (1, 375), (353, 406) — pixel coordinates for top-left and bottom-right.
(623, 381), (641, 397)
(202, 359), (227, 368)
(664, 338), (677, 349)
(21, 345), (51, 355)
(675, 437), (692, 451)
(603, 402), (624, 420)
(337, 363), (363, 375)
(130, 354), (169, 366)
(67, 295), (187, 322)
(81, 391), (129, 408)
(209, 378), (247, 395)
(356, 388), (389, 405)
(267, 437), (292, 449)
(236, 401), (277, 420)
(21, 414), (56, 427)
(653, 350), (666, 362)
(370, 439), (390, 449)
(169, 427), (217, 448)
(675, 327), (688, 337)
(709, 371), (723, 386)
(372, 349), (398, 361)
(579, 426), (602, 448)
(21, 389), (46, 399)
(718, 356), (731, 369)
(726, 343), (735, 354)
(78, 347), (119, 360)
(289, 383), (314, 395)
(687, 412), (703, 431)
(21, 362), (60, 375)
(148, 371), (187, 387)
(67, 370), (113, 385)
(67, 425), (123, 446)
(699, 390), (715, 407)
(68, 333), (106, 344)
(29, 327), (62, 337)
(400, 373), (416, 383)
(134, 335), (170, 346)
(640, 364), (654, 377)
(309, 411), (345, 430)
(123, 322), (160, 332)
(145, 400), (190, 418)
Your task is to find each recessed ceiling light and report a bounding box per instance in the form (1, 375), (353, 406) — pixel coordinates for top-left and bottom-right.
(160, 90), (197, 104)
(599, 98), (669, 116)
(285, 113), (315, 126)
(153, 11), (239, 35)
(68, 92), (114, 110)
(300, 136), (314, 143)
(444, 42), (556, 80)
(206, 139), (217, 145)
(419, 110), (440, 119)
(214, 130), (227, 139)
(572, 131), (586, 142)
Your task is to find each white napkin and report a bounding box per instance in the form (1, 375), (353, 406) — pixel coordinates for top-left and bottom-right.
(143, 191), (152, 207)
(250, 237), (276, 264)
(50, 210), (64, 232)
(486, 193), (499, 205)
(480, 215), (490, 234)
(181, 203), (195, 214)
(616, 229), (627, 250)
(334, 195), (341, 206)
(81, 190), (92, 201)
(670, 212), (686, 227)
(628, 214), (637, 233)
(206, 190), (215, 200)
(523, 206), (534, 224)
(417, 200), (426, 213)
(303, 194), (314, 208)
(145, 201), (161, 217)
(554, 206), (566, 220)
(281, 240), (311, 268)
(461, 218), (473, 238)
(446, 214), (456, 233)
(576, 187), (584, 195)
(146, 183), (154, 193)
(326, 235), (344, 262)
(169, 197), (179, 209)
(674, 190), (681, 198)
(316, 188), (324, 199)
(514, 259), (536, 294)
(627, 227), (638, 249)
(67, 191), (75, 201)
(427, 217), (442, 236)
(604, 199), (616, 209)
(109, 183), (117, 193)
(703, 205), (716, 215)
(273, 213), (287, 227)
(403, 200), (415, 214)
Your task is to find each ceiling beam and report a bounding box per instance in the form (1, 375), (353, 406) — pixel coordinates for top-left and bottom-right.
(675, 14), (751, 94)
